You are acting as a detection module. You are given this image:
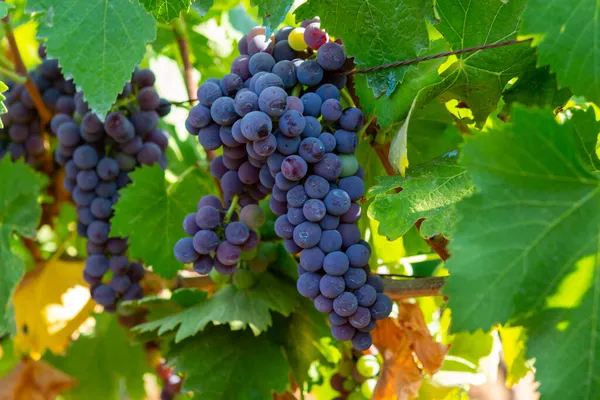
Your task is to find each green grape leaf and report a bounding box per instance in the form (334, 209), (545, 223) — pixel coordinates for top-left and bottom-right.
(134, 272), (299, 340)
(251, 0), (293, 35)
(501, 65), (571, 116)
(45, 314), (150, 400)
(572, 109), (600, 172)
(295, 0), (431, 96)
(520, 0), (600, 104)
(138, 0), (190, 23)
(191, 0), (213, 17)
(497, 326), (530, 385)
(0, 3), (8, 18)
(0, 81), (7, 128)
(111, 165), (213, 279)
(353, 38), (450, 131)
(167, 325), (289, 399)
(0, 159), (43, 334)
(368, 151), (473, 240)
(26, 0), (156, 118)
(270, 304), (332, 385)
(121, 288), (207, 321)
(445, 106), (600, 332)
(442, 330), (493, 372)
(434, 0), (536, 126)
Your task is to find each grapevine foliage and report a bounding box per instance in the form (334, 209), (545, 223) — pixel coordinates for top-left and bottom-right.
(0, 0), (599, 399)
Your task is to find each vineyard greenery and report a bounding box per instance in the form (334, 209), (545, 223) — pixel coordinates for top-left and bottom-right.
(0, 0), (599, 399)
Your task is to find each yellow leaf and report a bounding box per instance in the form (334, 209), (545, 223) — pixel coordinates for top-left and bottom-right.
(13, 260), (94, 359)
(0, 358), (76, 400)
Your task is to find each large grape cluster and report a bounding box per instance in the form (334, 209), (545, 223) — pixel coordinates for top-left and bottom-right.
(178, 19), (392, 349)
(51, 68), (171, 311)
(0, 47), (74, 163)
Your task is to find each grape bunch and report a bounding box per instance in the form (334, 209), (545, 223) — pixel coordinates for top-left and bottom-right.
(330, 351), (381, 400)
(51, 68), (171, 310)
(0, 46), (75, 163)
(174, 198), (264, 275)
(179, 19), (392, 349)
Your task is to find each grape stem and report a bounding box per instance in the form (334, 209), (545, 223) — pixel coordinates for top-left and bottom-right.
(0, 65), (26, 83)
(340, 87), (355, 108)
(291, 84), (302, 98)
(224, 195), (239, 224)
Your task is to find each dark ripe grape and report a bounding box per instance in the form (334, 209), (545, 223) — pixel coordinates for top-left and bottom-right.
(73, 145), (99, 170)
(221, 171), (244, 195)
(222, 155), (244, 170)
(206, 78), (221, 86)
(92, 285), (117, 307)
(252, 133), (277, 157)
(210, 97), (238, 126)
(107, 238), (128, 255)
(274, 27), (292, 42)
(194, 255), (214, 275)
(249, 52), (275, 75)
(128, 263), (145, 282)
(233, 90), (259, 117)
(304, 23), (328, 50)
(90, 197), (113, 219)
(300, 93), (322, 118)
(185, 119), (199, 136)
(87, 220), (110, 245)
(76, 170), (99, 190)
(297, 265), (307, 276)
(83, 272), (101, 286)
(238, 34), (249, 55)
(77, 206), (94, 225)
(296, 271), (321, 298)
(317, 42), (347, 70)
(85, 254), (109, 277)
(76, 221), (88, 237)
(220, 73), (244, 97)
(333, 292), (358, 317)
(80, 113), (105, 142)
(234, 162), (257, 185)
(56, 96), (76, 115)
(219, 126), (238, 148)
(197, 123), (222, 151)
(314, 294), (334, 313)
(183, 213), (200, 236)
(367, 274), (384, 294)
(57, 121), (81, 146)
(330, 373), (345, 393)
(8, 103), (33, 124)
(340, 202), (361, 224)
(110, 275), (132, 294)
(50, 113), (72, 134)
(241, 111), (272, 141)
(303, 175), (328, 200)
(240, 204), (265, 229)
(319, 229), (343, 254)
(73, 91), (89, 115)
(259, 165), (275, 188)
(246, 143), (266, 162)
(214, 258), (237, 275)
(275, 134), (300, 156)
(314, 153), (342, 181)
(42, 88), (61, 110)
(338, 223), (361, 249)
(216, 241), (241, 266)
(352, 331), (373, 350)
(147, 129), (169, 151)
(334, 130), (358, 154)
(272, 60), (297, 88)
(197, 82), (223, 108)
(231, 55), (251, 80)
(331, 323), (356, 341)
(322, 250), (349, 275)
(269, 196), (287, 216)
(210, 156), (228, 179)
(272, 185), (287, 202)
(299, 247), (325, 272)
(320, 274), (346, 299)
(105, 112), (134, 143)
(302, 199), (326, 222)
(286, 185), (307, 208)
(287, 207), (306, 226)
(273, 40), (296, 62)
(299, 137), (325, 163)
(345, 244), (370, 269)
(340, 107), (364, 131)
(174, 237), (199, 263)
(188, 104), (212, 128)
(321, 99), (342, 121)
(267, 152), (285, 173)
(370, 294), (393, 320)
(8, 124), (28, 143)
(198, 195), (223, 209)
(137, 142), (162, 166)
(225, 222), (250, 245)
(344, 267), (367, 289)
(193, 230), (220, 254)
(318, 132), (336, 152)
(247, 71), (267, 93)
(96, 158), (119, 180)
(134, 68), (156, 88)
(248, 26), (267, 41)
(157, 98), (172, 117)
(121, 282), (143, 301)
(301, 17), (320, 28)
(274, 215), (294, 239)
(324, 189), (351, 216)
(277, 110), (304, 138)
(258, 86), (287, 117)
(293, 221), (321, 249)
(241, 229), (259, 252)
(254, 73), (285, 95)
(329, 312), (347, 326)
(286, 96), (304, 114)
(96, 180), (118, 197)
(297, 60), (324, 87)
(247, 35), (273, 55)
(281, 155), (308, 181)
(195, 206), (220, 229)
(338, 176), (365, 202)
(355, 284), (377, 307)
(224, 144), (247, 160)
(316, 84), (340, 102)
(116, 150), (138, 171)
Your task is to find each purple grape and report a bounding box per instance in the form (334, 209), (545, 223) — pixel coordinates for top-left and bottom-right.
(314, 294), (333, 313)
(249, 52), (276, 75)
(188, 104), (212, 129)
(76, 170), (99, 190)
(194, 255), (214, 275)
(323, 250), (349, 275)
(313, 153), (341, 181)
(293, 221), (322, 249)
(299, 247), (325, 272)
(96, 158), (119, 180)
(273, 40), (296, 62)
(138, 87), (160, 110)
(334, 130), (358, 154)
(110, 275), (132, 294)
(340, 107), (364, 131)
(276, 134), (301, 155)
(87, 220), (110, 245)
(319, 214), (340, 230)
(272, 60), (297, 88)
(300, 93), (322, 117)
(198, 195), (223, 209)
(90, 197), (112, 219)
(193, 230), (220, 254)
(137, 142), (162, 166)
(297, 60), (324, 87)
(216, 241), (241, 266)
(321, 99), (342, 121)
(210, 97), (238, 126)
(183, 213), (200, 235)
(274, 215), (294, 239)
(319, 230), (343, 254)
(352, 332), (372, 350)
(367, 275), (384, 293)
(275, 171), (298, 190)
(241, 111), (272, 140)
(197, 82), (222, 107)
(286, 96), (304, 113)
(299, 137), (325, 163)
(279, 110), (306, 138)
(329, 312), (348, 326)
(221, 171), (244, 194)
(317, 42), (347, 70)
(234, 90), (259, 117)
(333, 292), (358, 317)
(316, 84), (340, 102)
(92, 285), (116, 307)
(331, 323), (356, 341)
(134, 68), (156, 87)
(231, 55), (251, 80)
(370, 294), (393, 320)
(338, 223), (361, 249)
(297, 271), (321, 298)
(281, 155), (308, 181)
(225, 222), (250, 245)
(344, 267), (367, 289)
(324, 189), (352, 216)
(318, 132), (336, 152)
(346, 244), (370, 267)
(320, 274), (346, 299)
(303, 199), (326, 222)
(195, 206), (221, 229)
(104, 112), (134, 143)
(253, 133), (277, 156)
(304, 175), (330, 199)
(254, 73), (285, 95)
(220, 73), (243, 96)
(286, 185), (308, 208)
(85, 255), (109, 278)
(355, 284), (377, 307)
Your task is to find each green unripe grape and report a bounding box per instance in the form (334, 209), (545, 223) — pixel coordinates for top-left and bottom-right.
(233, 268), (256, 290)
(247, 259), (269, 273)
(342, 378), (356, 391)
(338, 359), (354, 377)
(361, 378), (377, 398)
(356, 355), (380, 378)
(209, 268), (230, 284)
(339, 154), (359, 177)
(240, 247), (258, 261)
(347, 391), (367, 400)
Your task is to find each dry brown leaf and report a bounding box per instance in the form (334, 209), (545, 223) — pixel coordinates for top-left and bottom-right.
(0, 358), (76, 400)
(372, 302), (449, 400)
